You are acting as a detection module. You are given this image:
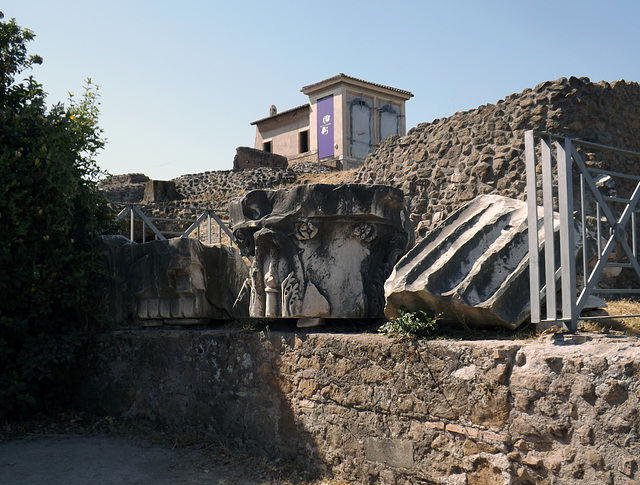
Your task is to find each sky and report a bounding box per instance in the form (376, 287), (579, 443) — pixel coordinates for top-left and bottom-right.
(6, 1), (640, 180)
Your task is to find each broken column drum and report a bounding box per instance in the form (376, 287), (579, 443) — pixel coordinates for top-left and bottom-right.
(384, 194), (587, 329)
(229, 184), (414, 319)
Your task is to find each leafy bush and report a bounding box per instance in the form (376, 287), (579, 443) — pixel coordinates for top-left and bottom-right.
(0, 13), (116, 417)
(378, 310), (441, 340)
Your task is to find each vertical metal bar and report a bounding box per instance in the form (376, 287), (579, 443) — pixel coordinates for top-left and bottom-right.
(556, 138), (577, 331)
(633, 211), (637, 258)
(580, 173), (588, 288)
(142, 221), (146, 243)
(576, 181), (640, 313)
(207, 212), (212, 245)
(524, 130), (541, 324)
(130, 205), (135, 242)
(597, 203), (602, 258)
(541, 137), (556, 321)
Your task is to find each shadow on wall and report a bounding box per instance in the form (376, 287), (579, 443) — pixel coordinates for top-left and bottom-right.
(74, 325), (640, 484)
(75, 329), (327, 479)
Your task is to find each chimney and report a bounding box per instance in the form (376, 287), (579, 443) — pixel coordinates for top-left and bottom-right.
(269, 105), (277, 116)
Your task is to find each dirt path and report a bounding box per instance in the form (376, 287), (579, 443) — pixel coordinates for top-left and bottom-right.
(0, 434), (276, 485)
(0, 414), (322, 485)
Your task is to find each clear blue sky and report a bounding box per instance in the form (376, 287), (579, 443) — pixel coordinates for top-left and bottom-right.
(6, 1), (640, 180)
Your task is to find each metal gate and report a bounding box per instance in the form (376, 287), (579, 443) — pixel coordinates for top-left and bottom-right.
(525, 130), (640, 331)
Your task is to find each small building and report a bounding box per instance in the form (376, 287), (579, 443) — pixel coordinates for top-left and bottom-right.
(251, 74), (413, 170)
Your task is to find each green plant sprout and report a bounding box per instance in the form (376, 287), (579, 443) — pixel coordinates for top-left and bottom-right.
(378, 309), (441, 340)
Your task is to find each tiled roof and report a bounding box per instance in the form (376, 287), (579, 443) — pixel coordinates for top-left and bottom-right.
(301, 73), (413, 97)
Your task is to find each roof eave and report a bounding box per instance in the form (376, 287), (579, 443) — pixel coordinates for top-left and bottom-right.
(250, 104), (310, 126)
(301, 73), (413, 99)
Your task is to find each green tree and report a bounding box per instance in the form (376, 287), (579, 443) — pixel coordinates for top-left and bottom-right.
(0, 13), (116, 417)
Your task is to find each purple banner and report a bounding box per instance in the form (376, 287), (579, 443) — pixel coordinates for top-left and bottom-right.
(317, 95), (334, 159)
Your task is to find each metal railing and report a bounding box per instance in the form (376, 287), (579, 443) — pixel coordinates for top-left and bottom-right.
(525, 130), (640, 331)
(116, 205), (238, 249)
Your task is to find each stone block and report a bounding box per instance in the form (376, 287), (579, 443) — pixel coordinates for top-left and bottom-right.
(384, 194), (577, 329)
(143, 180), (178, 202)
(585, 449), (604, 470)
(233, 146), (288, 170)
(386, 195), (532, 327)
(601, 380), (627, 404)
(98, 236), (249, 324)
(230, 184), (414, 320)
(522, 455), (544, 468)
(364, 437), (414, 469)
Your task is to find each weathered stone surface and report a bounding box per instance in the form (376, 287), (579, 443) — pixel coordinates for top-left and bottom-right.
(99, 235), (249, 325)
(98, 235), (137, 325)
(98, 173), (149, 203)
(143, 180), (178, 203)
(77, 331), (640, 485)
(233, 146), (288, 170)
(364, 437), (414, 469)
(229, 184), (414, 319)
(350, 78), (640, 237)
(99, 163), (335, 239)
(384, 194), (606, 328)
(385, 195), (540, 328)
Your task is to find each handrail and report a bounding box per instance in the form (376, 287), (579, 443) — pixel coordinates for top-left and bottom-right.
(531, 130), (640, 158)
(181, 210), (237, 246)
(526, 130), (640, 331)
(132, 206), (166, 240)
(116, 205), (238, 249)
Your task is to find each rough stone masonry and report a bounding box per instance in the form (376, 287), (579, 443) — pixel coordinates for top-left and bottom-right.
(78, 330), (640, 485)
(100, 77), (640, 244)
(350, 77), (640, 236)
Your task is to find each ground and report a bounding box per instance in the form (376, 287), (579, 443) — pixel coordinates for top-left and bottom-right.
(0, 414), (336, 485)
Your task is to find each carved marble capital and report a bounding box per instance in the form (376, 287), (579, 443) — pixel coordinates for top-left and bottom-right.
(229, 184), (414, 319)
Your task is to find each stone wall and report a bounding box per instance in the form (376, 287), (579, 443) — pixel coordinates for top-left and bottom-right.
(78, 330), (640, 484)
(99, 78), (640, 238)
(99, 173), (149, 203)
(142, 180), (178, 203)
(348, 77), (640, 235)
(100, 163), (334, 216)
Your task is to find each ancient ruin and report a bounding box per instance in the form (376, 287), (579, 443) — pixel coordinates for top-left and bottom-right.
(99, 235), (249, 325)
(79, 328), (640, 485)
(100, 78), (640, 245)
(89, 77), (640, 483)
(232, 146), (288, 171)
(229, 184), (414, 323)
(351, 77), (640, 236)
(384, 195), (539, 328)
